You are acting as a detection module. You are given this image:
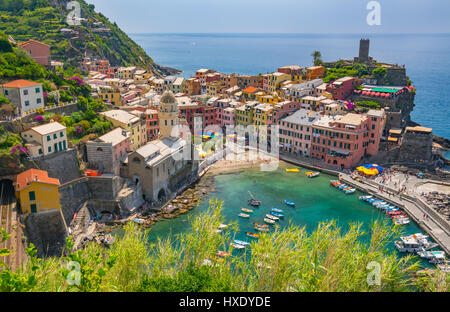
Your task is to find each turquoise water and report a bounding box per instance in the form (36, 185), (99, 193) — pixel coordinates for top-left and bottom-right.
(131, 33), (450, 139)
(147, 163), (428, 262)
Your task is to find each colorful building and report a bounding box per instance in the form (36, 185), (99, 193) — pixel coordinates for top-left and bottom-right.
(98, 86), (121, 106)
(311, 111), (386, 169)
(21, 122), (68, 158)
(18, 40), (51, 66)
(279, 109), (322, 156)
(100, 109), (144, 150)
(0, 80), (44, 116)
(145, 109), (159, 141)
(326, 76), (360, 101)
(305, 66), (325, 80)
(15, 169), (61, 215)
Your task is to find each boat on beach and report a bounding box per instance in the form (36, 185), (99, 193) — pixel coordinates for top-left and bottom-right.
(238, 213), (250, 218)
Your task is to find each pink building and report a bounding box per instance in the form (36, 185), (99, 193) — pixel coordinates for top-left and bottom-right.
(279, 109), (322, 156)
(86, 127), (131, 175)
(311, 110), (386, 169)
(222, 107), (236, 128)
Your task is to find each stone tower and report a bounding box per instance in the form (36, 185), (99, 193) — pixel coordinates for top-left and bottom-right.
(358, 39), (370, 63)
(158, 90), (179, 140)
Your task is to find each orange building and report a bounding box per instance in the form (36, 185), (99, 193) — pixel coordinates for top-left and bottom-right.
(306, 66), (325, 80)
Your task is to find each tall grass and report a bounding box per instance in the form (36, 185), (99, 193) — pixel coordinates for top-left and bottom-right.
(2, 200), (448, 292)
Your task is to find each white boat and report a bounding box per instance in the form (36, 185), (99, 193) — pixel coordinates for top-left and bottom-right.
(345, 188), (356, 194)
(395, 234), (438, 253)
(437, 261), (450, 273)
(417, 250), (445, 260)
(234, 240), (250, 246)
(219, 224), (229, 229)
(231, 243), (246, 249)
(215, 229), (223, 233)
(266, 214), (279, 221)
(238, 213), (250, 218)
(429, 253), (447, 265)
(394, 218), (410, 225)
(264, 218), (276, 224)
(359, 195), (373, 201)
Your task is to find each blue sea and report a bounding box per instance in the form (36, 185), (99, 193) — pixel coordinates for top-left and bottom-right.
(130, 33), (450, 139)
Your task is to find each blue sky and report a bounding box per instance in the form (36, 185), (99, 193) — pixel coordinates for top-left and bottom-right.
(85, 0), (450, 34)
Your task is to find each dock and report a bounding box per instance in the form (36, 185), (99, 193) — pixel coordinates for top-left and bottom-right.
(340, 173), (450, 255)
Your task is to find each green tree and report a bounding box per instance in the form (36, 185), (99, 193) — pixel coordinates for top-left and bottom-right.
(311, 50), (322, 66)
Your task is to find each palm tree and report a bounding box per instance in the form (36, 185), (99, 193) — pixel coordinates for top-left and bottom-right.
(311, 50), (322, 65)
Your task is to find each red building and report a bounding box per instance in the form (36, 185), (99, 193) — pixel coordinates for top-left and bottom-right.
(178, 101), (216, 134)
(18, 40), (51, 66)
(326, 76), (360, 100)
(145, 109), (159, 141)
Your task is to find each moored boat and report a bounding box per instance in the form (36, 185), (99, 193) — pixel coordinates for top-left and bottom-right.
(238, 213), (250, 218)
(271, 212), (284, 218)
(254, 222), (269, 228)
(256, 226), (270, 232)
(234, 240), (250, 246)
(231, 243), (246, 249)
(284, 200), (296, 207)
(264, 218), (276, 224)
(246, 232), (260, 238)
(306, 171), (320, 178)
(286, 168), (300, 173)
(217, 250), (231, 257)
(271, 208), (283, 213)
(248, 200), (261, 207)
(241, 208), (254, 213)
(345, 188), (356, 194)
(266, 214), (279, 221)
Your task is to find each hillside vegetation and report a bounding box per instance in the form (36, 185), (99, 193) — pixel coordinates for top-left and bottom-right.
(0, 0), (169, 75)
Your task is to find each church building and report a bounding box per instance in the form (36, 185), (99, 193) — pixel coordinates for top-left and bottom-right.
(125, 91), (192, 203)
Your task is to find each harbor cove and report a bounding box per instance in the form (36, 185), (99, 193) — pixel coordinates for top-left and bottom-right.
(146, 160), (433, 264)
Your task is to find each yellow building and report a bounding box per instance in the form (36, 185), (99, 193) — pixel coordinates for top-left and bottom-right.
(235, 101), (258, 126)
(206, 80), (223, 97)
(15, 169), (61, 215)
(98, 86), (121, 106)
(100, 109), (144, 150)
(256, 94), (281, 104)
(267, 72), (290, 93)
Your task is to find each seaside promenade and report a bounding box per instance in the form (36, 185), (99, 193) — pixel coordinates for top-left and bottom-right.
(340, 174), (450, 255)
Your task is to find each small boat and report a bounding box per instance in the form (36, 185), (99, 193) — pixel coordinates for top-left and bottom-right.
(306, 171), (320, 178)
(254, 222), (269, 228)
(417, 250), (445, 260)
(246, 232), (260, 238)
(284, 200), (296, 207)
(218, 224), (229, 230)
(345, 188), (356, 194)
(271, 208), (283, 213)
(394, 218), (410, 225)
(234, 240), (250, 246)
(241, 208), (254, 213)
(231, 243), (246, 249)
(256, 226), (270, 232)
(217, 251), (231, 257)
(215, 229), (223, 233)
(238, 213), (250, 218)
(359, 195), (373, 201)
(286, 168), (300, 173)
(387, 210), (404, 216)
(391, 214), (408, 219)
(248, 200), (262, 207)
(266, 214), (279, 221)
(264, 218), (276, 224)
(133, 218), (145, 225)
(271, 212), (284, 218)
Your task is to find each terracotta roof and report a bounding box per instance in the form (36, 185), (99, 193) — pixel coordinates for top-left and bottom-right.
(16, 169), (60, 191)
(18, 39), (50, 48)
(1, 79), (41, 88)
(243, 86), (258, 93)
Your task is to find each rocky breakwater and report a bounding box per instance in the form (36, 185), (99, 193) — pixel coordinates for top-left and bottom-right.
(130, 176), (216, 229)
